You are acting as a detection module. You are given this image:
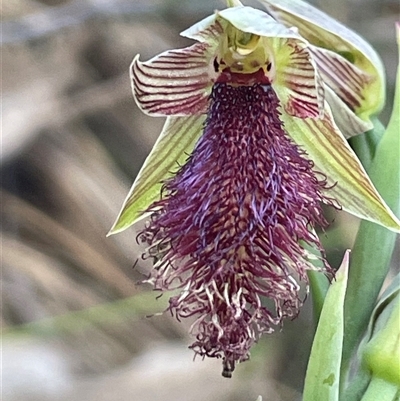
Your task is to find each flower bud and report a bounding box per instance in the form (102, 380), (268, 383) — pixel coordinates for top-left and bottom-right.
(362, 296), (400, 386)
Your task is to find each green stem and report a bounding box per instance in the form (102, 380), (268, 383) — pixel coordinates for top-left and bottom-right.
(348, 117), (385, 171)
(307, 270), (330, 324)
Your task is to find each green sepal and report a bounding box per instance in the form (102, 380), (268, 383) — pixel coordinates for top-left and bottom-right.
(109, 115), (205, 234)
(280, 106), (400, 233)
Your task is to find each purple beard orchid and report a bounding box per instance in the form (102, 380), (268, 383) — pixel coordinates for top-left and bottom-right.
(110, 0), (400, 377)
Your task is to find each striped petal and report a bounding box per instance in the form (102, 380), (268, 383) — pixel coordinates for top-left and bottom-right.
(131, 43), (216, 116)
(280, 107), (400, 233)
(271, 37), (324, 118)
(257, 0), (385, 117)
(310, 46), (375, 121)
(109, 115), (205, 234)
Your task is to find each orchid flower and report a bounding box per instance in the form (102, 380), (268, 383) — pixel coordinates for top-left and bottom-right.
(110, 0), (400, 376)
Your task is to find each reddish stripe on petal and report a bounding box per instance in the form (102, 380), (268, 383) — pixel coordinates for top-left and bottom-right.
(278, 40), (323, 118)
(133, 56), (209, 82)
(310, 47), (371, 110)
(131, 42), (214, 116)
(139, 94), (208, 115)
(133, 69), (208, 92)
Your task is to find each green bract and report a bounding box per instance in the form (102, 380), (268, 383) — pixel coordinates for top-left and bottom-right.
(303, 251), (350, 401)
(363, 286), (400, 387)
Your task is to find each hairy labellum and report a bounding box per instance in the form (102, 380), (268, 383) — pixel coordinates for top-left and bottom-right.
(140, 69), (337, 377)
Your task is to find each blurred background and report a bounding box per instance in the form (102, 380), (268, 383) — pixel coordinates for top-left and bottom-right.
(2, 0), (399, 400)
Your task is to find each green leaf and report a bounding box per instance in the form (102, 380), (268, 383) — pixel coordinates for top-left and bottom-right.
(109, 115), (205, 234)
(303, 250), (350, 401)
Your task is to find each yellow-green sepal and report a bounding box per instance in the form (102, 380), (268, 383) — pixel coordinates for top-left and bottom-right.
(109, 115), (205, 235)
(280, 105), (400, 233)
